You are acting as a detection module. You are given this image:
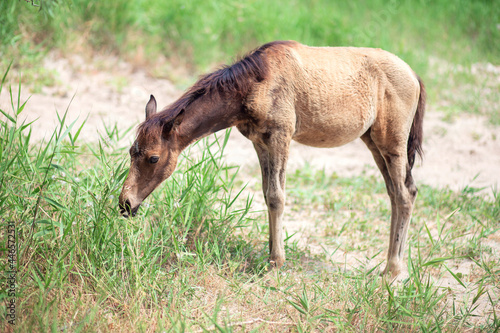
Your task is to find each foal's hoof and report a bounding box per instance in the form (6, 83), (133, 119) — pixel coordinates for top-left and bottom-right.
(269, 257), (285, 270)
(380, 263), (401, 283)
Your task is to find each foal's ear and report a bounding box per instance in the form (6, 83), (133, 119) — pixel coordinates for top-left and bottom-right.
(145, 95), (157, 120)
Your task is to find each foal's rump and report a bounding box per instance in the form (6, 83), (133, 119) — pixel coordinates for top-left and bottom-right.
(251, 42), (421, 149)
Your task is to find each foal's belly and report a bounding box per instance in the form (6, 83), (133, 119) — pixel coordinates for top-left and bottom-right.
(292, 107), (375, 148)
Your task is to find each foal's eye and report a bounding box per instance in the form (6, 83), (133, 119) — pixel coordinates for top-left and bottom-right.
(149, 156), (159, 164)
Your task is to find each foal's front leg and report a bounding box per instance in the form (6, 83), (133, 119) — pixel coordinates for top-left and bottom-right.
(267, 147), (289, 268)
(253, 143), (272, 253)
(255, 137), (291, 269)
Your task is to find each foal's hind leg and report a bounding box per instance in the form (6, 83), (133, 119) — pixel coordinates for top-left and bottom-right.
(361, 132), (399, 273)
(398, 165), (418, 256)
(381, 148), (417, 279)
(364, 133), (417, 279)
(384, 158), (417, 279)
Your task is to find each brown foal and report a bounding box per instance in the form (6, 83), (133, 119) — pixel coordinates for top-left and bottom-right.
(119, 40), (425, 279)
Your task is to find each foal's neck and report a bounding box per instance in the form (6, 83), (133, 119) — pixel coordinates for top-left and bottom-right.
(178, 93), (243, 149)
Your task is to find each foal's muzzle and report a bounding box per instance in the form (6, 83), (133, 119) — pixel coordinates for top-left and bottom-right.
(119, 199), (140, 218)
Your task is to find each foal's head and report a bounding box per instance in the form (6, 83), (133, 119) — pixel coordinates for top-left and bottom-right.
(119, 95), (184, 217)
(118, 42), (286, 217)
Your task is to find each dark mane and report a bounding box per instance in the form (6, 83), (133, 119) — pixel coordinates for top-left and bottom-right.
(137, 41), (296, 137)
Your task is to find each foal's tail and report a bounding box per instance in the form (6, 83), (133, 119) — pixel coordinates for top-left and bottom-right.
(407, 75), (426, 169)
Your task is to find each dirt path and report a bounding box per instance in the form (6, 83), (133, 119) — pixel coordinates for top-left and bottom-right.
(2, 53), (497, 195)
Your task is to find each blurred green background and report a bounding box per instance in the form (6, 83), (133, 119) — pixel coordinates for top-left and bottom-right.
(1, 0), (499, 72)
(1, 0), (499, 122)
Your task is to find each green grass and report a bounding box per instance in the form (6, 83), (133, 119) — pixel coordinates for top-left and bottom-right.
(0, 67), (259, 331)
(1, 66), (499, 332)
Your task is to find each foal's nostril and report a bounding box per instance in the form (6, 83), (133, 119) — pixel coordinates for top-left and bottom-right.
(119, 199), (132, 216)
(124, 199), (131, 212)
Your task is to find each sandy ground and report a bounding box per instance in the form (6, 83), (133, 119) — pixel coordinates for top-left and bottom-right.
(1, 53), (499, 322)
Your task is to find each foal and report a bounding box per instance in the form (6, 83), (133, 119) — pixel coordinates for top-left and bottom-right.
(119, 40), (425, 279)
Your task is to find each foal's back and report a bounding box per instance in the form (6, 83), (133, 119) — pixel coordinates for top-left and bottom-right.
(244, 42), (420, 149)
